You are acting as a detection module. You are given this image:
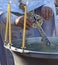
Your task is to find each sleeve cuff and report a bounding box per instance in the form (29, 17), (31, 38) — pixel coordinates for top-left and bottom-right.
(0, 12), (19, 24)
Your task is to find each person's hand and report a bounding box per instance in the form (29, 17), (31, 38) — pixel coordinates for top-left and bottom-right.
(15, 16), (32, 29)
(41, 6), (53, 20)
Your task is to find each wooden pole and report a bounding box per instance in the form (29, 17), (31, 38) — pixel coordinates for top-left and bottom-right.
(8, 3), (12, 48)
(5, 2), (12, 48)
(22, 5), (27, 49)
(5, 4), (9, 43)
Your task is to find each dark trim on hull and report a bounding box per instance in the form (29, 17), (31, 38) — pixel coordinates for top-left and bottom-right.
(10, 46), (58, 59)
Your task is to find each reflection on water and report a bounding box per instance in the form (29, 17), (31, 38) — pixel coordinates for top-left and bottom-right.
(13, 52), (58, 65)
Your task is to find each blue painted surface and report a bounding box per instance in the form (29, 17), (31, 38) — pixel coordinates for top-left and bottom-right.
(0, 34), (7, 65)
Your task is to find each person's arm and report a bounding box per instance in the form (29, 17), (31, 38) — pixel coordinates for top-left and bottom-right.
(41, 0), (55, 20)
(0, 12), (18, 24)
(0, 11), (32, 29)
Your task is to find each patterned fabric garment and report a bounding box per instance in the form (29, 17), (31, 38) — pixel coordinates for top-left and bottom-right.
(0, 8), (55, 44)
(0, 0), (55, 14)
(0, 0), (56, 44)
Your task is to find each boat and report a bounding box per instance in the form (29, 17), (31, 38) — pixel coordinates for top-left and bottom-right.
(1, 0), (58, 60)
(9, 37), (58, 59)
